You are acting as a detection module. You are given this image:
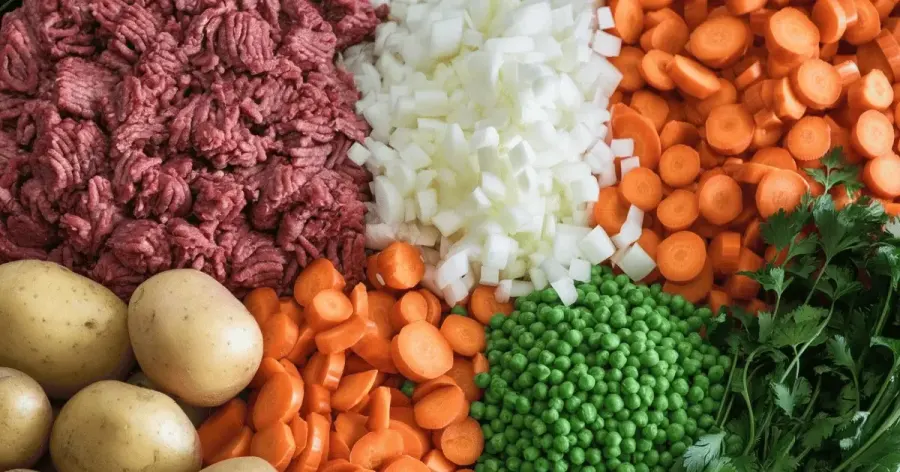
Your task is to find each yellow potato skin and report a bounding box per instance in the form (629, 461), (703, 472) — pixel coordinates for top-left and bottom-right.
(0, 368), (53, 471)
(200, 457), (277, 472)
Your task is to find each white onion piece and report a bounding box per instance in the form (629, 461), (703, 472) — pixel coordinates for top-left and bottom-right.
(551, 277), (578, 306)
(372, 177), (405, 224)
(619, 243), (656, 282)
(611, 205), (644, 248)
(610, 139), (634, 157)
(610, 245), (629, 267)
(442, 279), (469, 306)
(579, 226), (616, 264)
(541, 258), (569, 283)
(436, 251), (469, 288)
(495, 280), (513, 303)
(529, 267), (549, 290)
(569, 258), (592, 282)
(620, 156), (641, 176)
(365, 223), (397, 250)
(596, 7), (615, 30)
(510, 280), (535, 297)
(481, 267), (500, 285)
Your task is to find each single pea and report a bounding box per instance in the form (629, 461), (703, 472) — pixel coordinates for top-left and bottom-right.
(622, 377), (640, 394)
(608, 368), (623, 382)
(475, 373), (491, 389)
(709, 384), (726, 401)
(601, 280), (619, 295)
(605, 394), (625, 413)
(610, 351), (628, 369)
(610, 312), (629, 329)
(687, 386), (705, 403)
(701, 397), (718, 413)
(549, 369), (565, 385)
(640, 350), (660, 367)
(631, 410), (649, 427)
(578, 374), (597, 392)
(624, 393), (642, 410)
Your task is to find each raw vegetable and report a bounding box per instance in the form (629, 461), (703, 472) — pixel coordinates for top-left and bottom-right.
(681, 149), (900, 471)
(343, 0), (626, 305)
(0, 260), (134, 399)
(471, 264), (729, 471)
(199, 457), (277, 472)
(199, 242), (487, 471)
(0, 367), (52, 470)
(128, 269), (264, 407)
(50, 380), (201, 472)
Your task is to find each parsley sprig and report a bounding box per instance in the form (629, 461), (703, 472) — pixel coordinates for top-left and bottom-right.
(681, 148), (900, 472)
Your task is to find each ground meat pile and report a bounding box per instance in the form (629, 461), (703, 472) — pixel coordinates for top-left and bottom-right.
(0, 0), (384, 298)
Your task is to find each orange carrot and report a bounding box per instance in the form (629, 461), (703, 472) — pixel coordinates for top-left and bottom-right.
(382, 455), (431, 472)
(863, 154), (900, 198)
(390, 291), (429, 330)
(439, 417), (484, 466)
(244, 287), (280, 325)
(280, 359), (302, 380)
(657, 231), (708, 282)
(705, 104), (755, 156)
(422, 450), (457, 472)
(418, 289), (443, 327)
(314, 314), (368, 355)
(288, 413), (329, 472)
(786, 116), (832, 162)
(742, 218), (764, 253)
(612, 47), (648, 92)
(350, 321), (399, 374)
(709, 231), (742, 275)
(306, 289), (353, 332)
(378, 242), (425, 290)
(348, 429), (405, 469)
(332, 370), (379, 412)
(640, 49), (677, 91)
(708, 289), (732, 316)
(619, 167), (664, 211)
(262, 312), (301, 360)
(611, 110), (663, 170)
(662, 258), (715, 304)
(725, 248), (765, 300)
(756, 169), (810, 219)
(391, 321), (454, 382)
(751, 147), (798, 171)
(199, 398), (248, 465)
(289, 416), (309, 458)
(206, 426), (253, 466)
(468, 285), (513, 325)
(285, 324), (317, 366)
(592, 186), (632, 236)
(656, 189), (700, 232)
(251, 357), (288, 389)
(367, 291), (398, 338)
(658, 144), (701, 188)
(279, 298), (304, 326)
(389, 419), (431, 460)
(790, 59), (842, 110)
(698, 174), (744, 225)
(251, 422), (296, 471)
(666, 55), (723, 99)
(688, 16), (751, 68)
(294, 258), (346, 307)
(413, 385), (467, 430)
(334, 412), (369, 450)
(253, 372), (305, 430)
(472, 353), (489, 375)
(445, 357), (481, 403)
(328, 434), (351, 461)
(349, 283), (369, 320)
(367, 387), (392, 432)
(852, 109), (895, 159)
(439, 315), (487, 357)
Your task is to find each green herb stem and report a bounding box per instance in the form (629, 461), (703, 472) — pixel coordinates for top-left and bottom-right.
(716, 350), (740, 426)
(834, 403), (900, 472)
(778, 303), (836, 386)
(741, 346), (765, 457)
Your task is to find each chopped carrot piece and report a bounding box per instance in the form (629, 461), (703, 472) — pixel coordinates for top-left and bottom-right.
(348, 429), (405, 469)
(244, 287), (280, 325)
(198, 398), (247, 465)
(391, 321), (454, 382)
(657, 231), (708, 282)
(378, 241), (425, 290)
(468, 285), (513, 325)
(250, 422), (296, 471)
(439, 417), (484, 466)
(293, 258), (345, 308)
(253, 372), (304, 430)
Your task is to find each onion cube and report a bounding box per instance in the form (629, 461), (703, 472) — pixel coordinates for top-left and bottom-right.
(620, 156), (641, 176)
(596, 7), (615, 30)
(610, 139), (634, 157)
(591, 30), (622, 57)
(620, 243), (657, 282)
(579, 226), (616, 264)
(481, 266), (500, 285)
(568, 258), (592, 282)
(551, 277), (578, 306)
(529, 267), (549, 290)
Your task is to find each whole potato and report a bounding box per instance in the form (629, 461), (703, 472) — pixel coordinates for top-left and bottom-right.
(50, 380), (201, 472)
(200, 457), (277, 472)
(0, 368), (53, 470)
(127, 372), (210, 427)
(0, 260), (134, 399)
(128, 269), (263, 407)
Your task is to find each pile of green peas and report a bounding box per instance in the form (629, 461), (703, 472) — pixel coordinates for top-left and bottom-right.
(468, 265), (732, 472)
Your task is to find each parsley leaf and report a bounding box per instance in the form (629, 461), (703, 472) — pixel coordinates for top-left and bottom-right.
(802, 414), (842, 449)
(758, 312), (775, 344)
(804, 147), (861, 195)
(818, 266), (864, 302)
(683, 432), (726, 472)
(770, 305), (829, 348)
(761, 206), (811, 251)
(741, 266), (790, 297)
(772, 382), (796, 417)
(827, 335), (856, 372)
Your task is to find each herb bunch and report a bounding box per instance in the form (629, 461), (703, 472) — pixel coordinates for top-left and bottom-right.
(680, 149), (900, 472)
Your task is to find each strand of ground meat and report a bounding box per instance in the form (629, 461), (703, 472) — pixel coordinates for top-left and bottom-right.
(0, 0), (383, 298)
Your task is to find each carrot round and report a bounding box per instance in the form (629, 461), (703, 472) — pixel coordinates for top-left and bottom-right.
(708, 289), (732, 316)
(206, 426), (253, 465)
(413, 385), (467, 430)
(709, 231), (742, 275)
(698, 174), (744, 225)
(262, 312), (301, 360)
(689, 16), (750, 69)
(786, 116), (831, 161)
(662, 258), (715, 304)
(611, 0), (644, 44)
(368, 291), (397, 338)
(845, 0), (881, 45)
(279, 298), (303, 326)
(253, 372), (305, 430)
(813, 0), (849, 44)
(445, 357), (481, 402)
(468, 285), (513, 325)
(751, 147), (798, 171)
(418, 289), (442, 326)
(280, 359), (302, 380)
(612, 111), (663, 170)
(318, 459), (357, 472)
(315, 314), (368, 354)
(391, 321), (454, 382)
(244, 287), (280, 325)
(660, 121), (701, 150)
(658, 144), (701, 188)
(328, 434), (351, 461)
(592, 186), (631, 236)
(334, 412), (369, 451)
(349, 283), (369, 320)
(383, 455), (430, 472)
(422, 449), (457, 472)
(656, 189), (700, 232)
(289, 416), (309, 458)
(755, 169), (810, 219)
(285, 324), (317, 365)
(199, 398), (248, 464)
(439, 315), (486, 357)
(366, 254), (385, 290)
(439, 417), (484, 466)
(291, 412), (329, 472)
(294, 258), (346, 307)
(350, 323), (398, 374)
(611, 47), (647, 92)
(378, 241), (425, 290)
(666, 55), (722, 100)
(391, 291), (429, 330)
(619, 167), (664, 211)
(742, 218), (763, 252)
(863, 154), (900, 198)
(640, 49), (676, 91)
(250, 357), (288, 389)
(705, 104), (755, 156)
(348, 429), (405, 469)
(657, 231), (708, 283)
(251, 422), (296, 471)
(331, 369), (379, 412)
(725, 248), (765, 300)
(306, 289), (353, 332)
(472, 353), (489, 375)
(367, 386), (392, 432)
(848, 70), (894, 110)
(852, 109), (895, 159)
(790, 59), (842, 110)
(765, 7), (820, 62)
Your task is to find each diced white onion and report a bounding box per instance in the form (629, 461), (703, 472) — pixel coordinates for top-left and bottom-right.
(619, 243), (656, 282)
(495, 280), (513, 303)
(569, 258), (592, 282)
(610, 139), (634, 157)
(620, 156), (641, 176)
(579, 226), (616, 264)
(551, 277), (578, 306)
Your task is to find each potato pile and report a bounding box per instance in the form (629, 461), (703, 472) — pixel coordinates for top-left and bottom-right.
(0, 260), (266, 472)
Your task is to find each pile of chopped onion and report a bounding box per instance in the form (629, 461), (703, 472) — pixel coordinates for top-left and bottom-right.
(343, 0), (651, 305)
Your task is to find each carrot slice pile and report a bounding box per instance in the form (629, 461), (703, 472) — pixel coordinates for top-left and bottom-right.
(200, 241), (485, 470)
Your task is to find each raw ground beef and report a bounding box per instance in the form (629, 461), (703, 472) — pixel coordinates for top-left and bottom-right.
(0, 0), (385, 298)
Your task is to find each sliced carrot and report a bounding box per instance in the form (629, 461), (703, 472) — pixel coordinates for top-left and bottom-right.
(592, 186), (631, 236)
(390, 291), (429, 330)
(366, 254), (385, 290)
(301, 384), (332, 417)
(612, 47), (648, 92)
(742, 219), (764, 253)
(845, 0), (882, 45)
(391, 321), (454, 382)
(689, 16), (750, 69)
(706, 104), (755, 156)
(344, 355), (375, 375)
(262, 312), (301, 360)
(366, 387), (392, 432)
(251, 357), (288, 389)
(698, 174), (744, 225)
(383, 455), (430, 472)
(254, 372), (305, 430)
(790, 59), (842, 110)
(708, 289), (732, 316)
(848, 69), (894, 111)
(418, 289), (442, 327)
(318, 459), (357, 472)
(640, 17), (690, 55)
(288, 413), (329, 472)
(410, 375), (458, 403)
(307, 351), (346, 390)
(772, 77), (808, 121)
(709, 231), (742, 275)
(619, 167), (664, 212)
(657, 231), (708, 283)
(662, 258), (715, 304)
(765, 7), (820, 62)
(378, 241), (425, 290)
(413, 385), (467, 430)
(422, 450), (457, 472)
(332, 370), (379, 412)
(727, 162), (776, 185)
(334, 412), (369, 450)
(387, 387), (412, 407)
(199, 398), (248, 465)
(813, 0), (849, 43)
(756, 169), (810, 219)
(444, 357), (481, 403)
(245, 287), (280, 325)
(439, 315), (486, 357)
(285, 323), (317, 366)
(280, 359), (302, 380)
(294, 258), (345, 308)
(348, 429), (405, 469)
(306, 289), (353, 332)
(367, 291), (397, 338)
(659, 121), (701, 151)
(279, 298), (303, 326)
(640, 49), (676, 91)
(611, 0), (645, 44)
(388, 420), (431, 460)
(611, 110), (664, 170)
(666, 55), (722, 100)
(786, 116), (831, 162)
(631, 90), (670, 132)
(439, 417), (484, 466)
(328, 434), (351, 461)
(315, 314), (368, 354)
(251, 422), (296, 471)
(751, 147), (798, 171)
(350, 322), (398, 374)
(206, 426), (253, 466)
(468, 285), (513, 325)
(290, 416), (309, 458)
(733, 60), (763, 92)
(863, 154), (900, 198)
(725, 248), (765, 300)
(472, 353), (489, 375)
(656, 189), (700, 232)
(852, 109), (895, 159)
(349, 283), (369, 320)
